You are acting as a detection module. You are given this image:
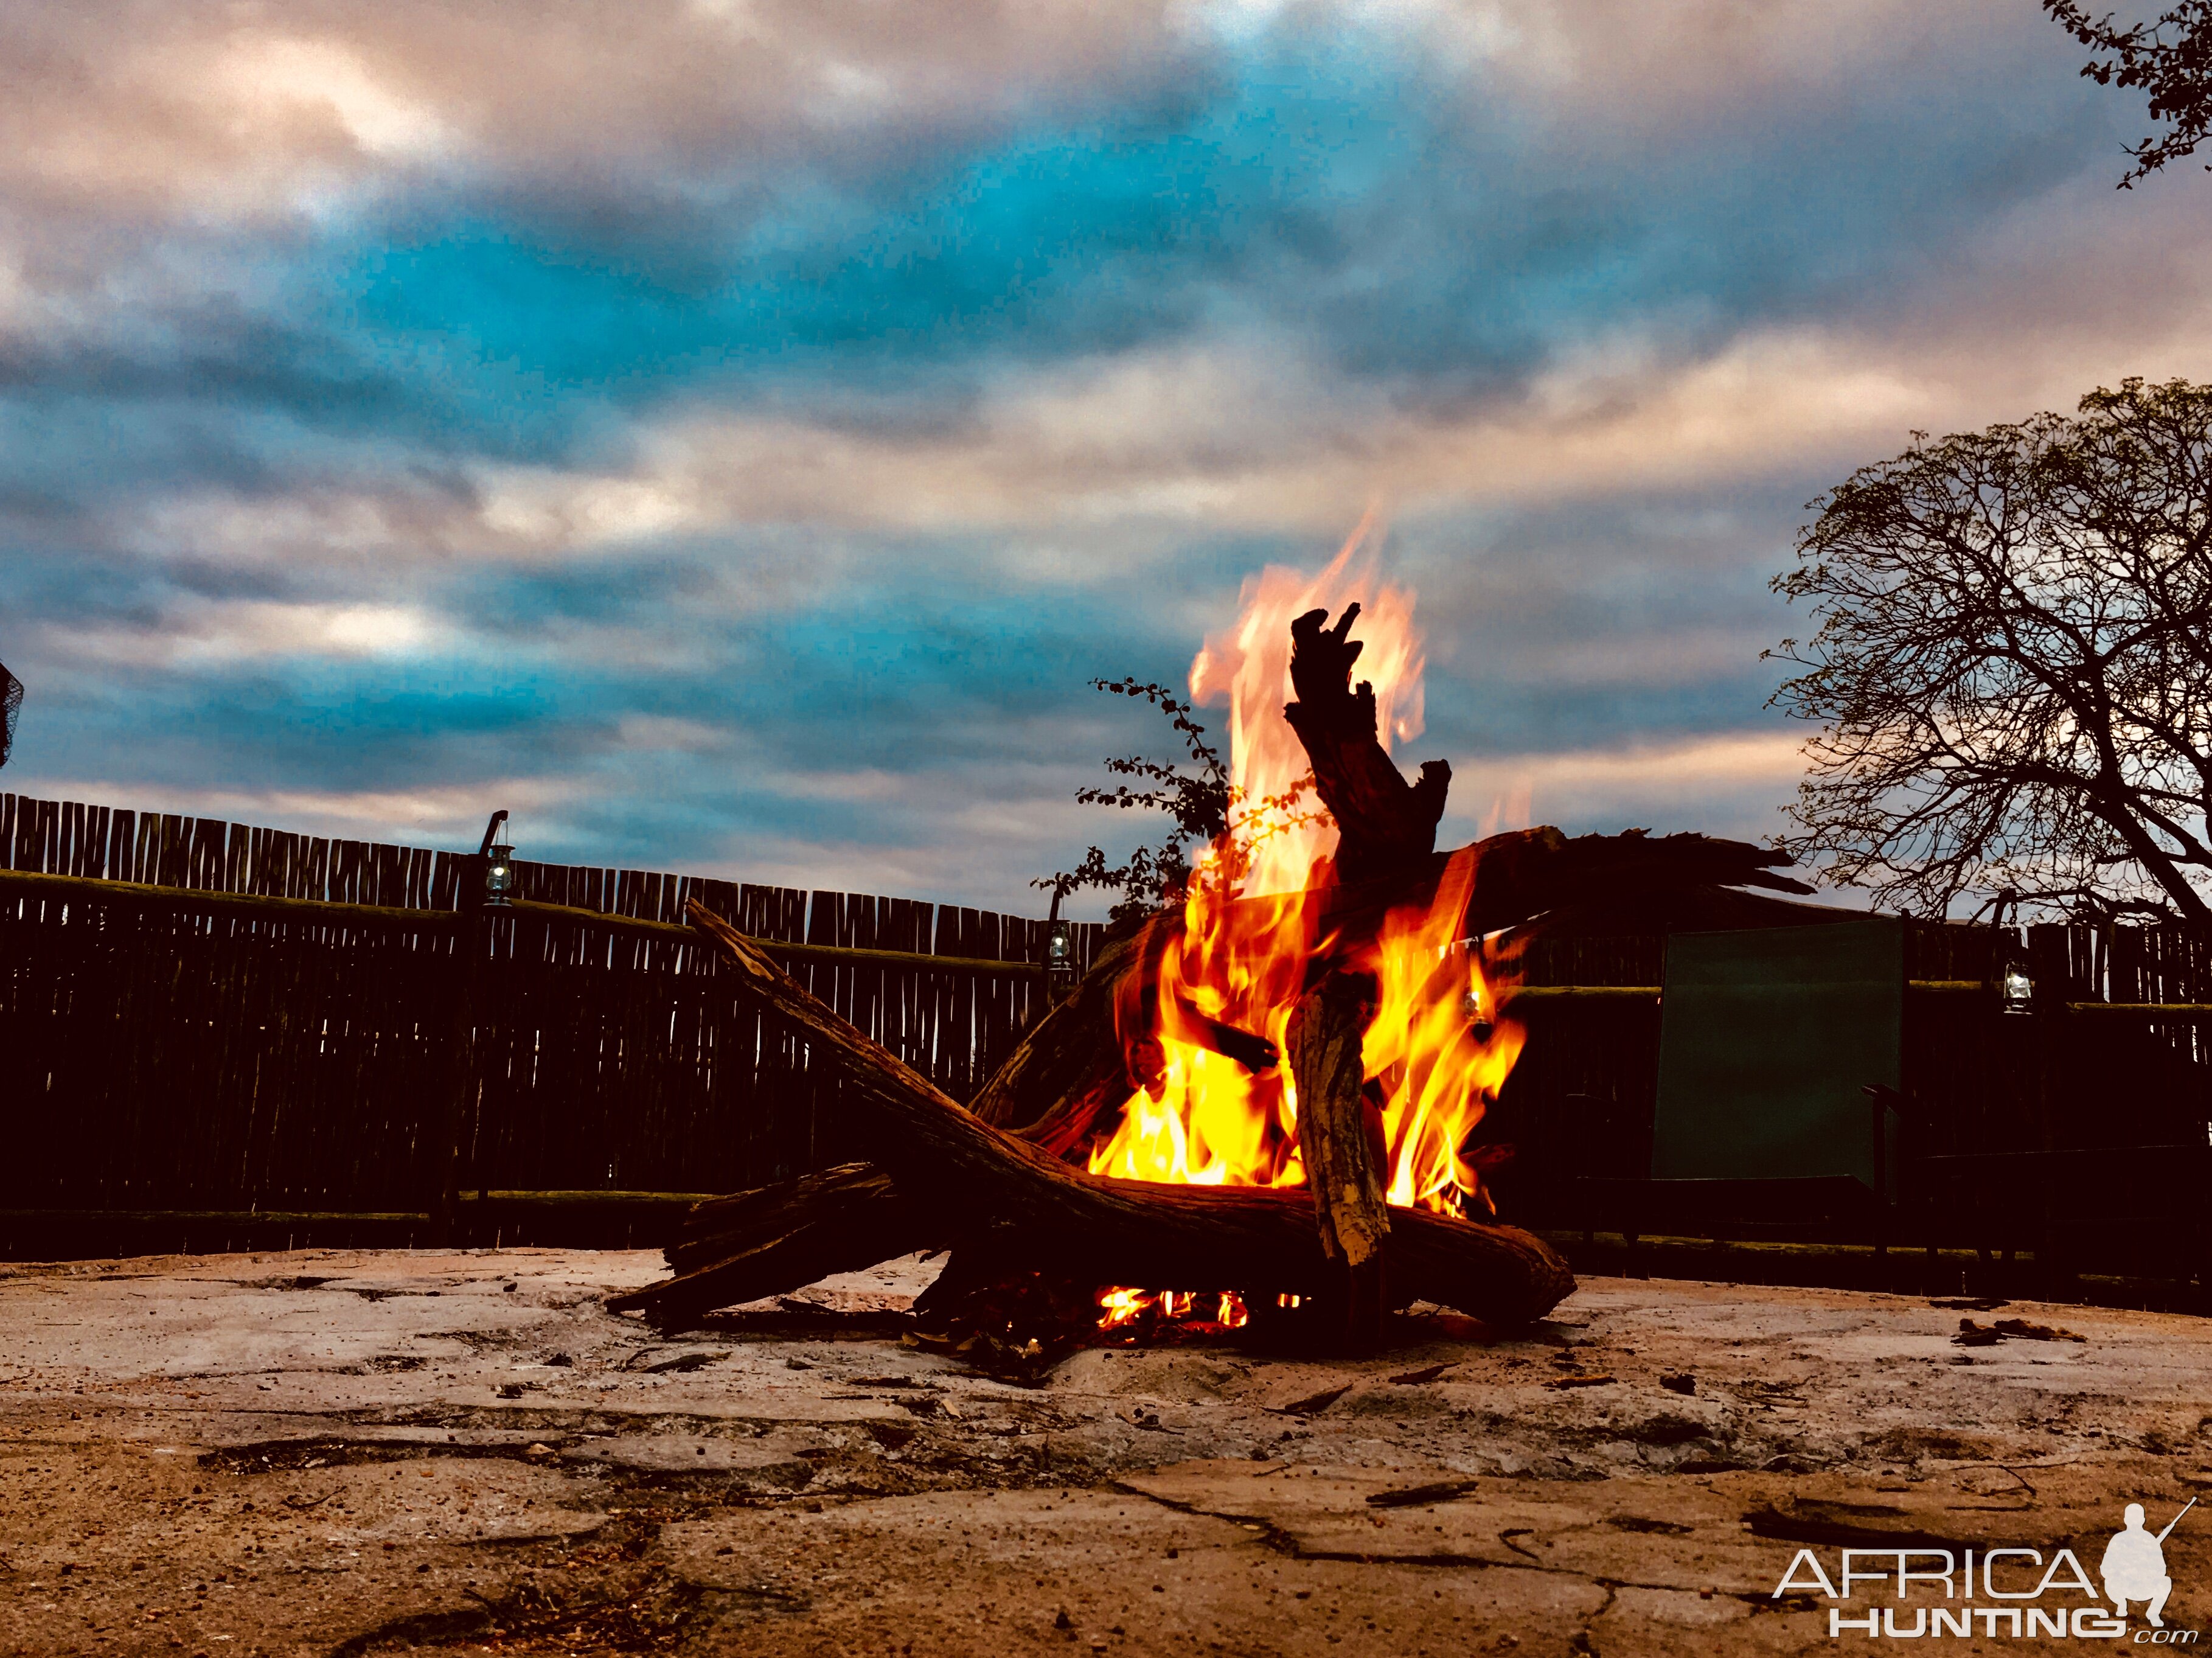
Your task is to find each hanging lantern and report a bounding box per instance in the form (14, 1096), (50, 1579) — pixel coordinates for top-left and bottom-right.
(484, 840), (515, 907)
(1045, 916), (1076, 999)
(477, 809), (515, 908)
(1043, 883), (1077, 1000)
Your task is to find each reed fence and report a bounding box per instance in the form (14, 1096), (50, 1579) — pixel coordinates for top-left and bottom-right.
(5, 787), (2210, 1284)
(0, 790), (1100, 1217)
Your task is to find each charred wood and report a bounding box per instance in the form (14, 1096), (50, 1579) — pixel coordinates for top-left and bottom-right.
(1287, 969), (1389, 1350)
(966, 925), (1159, 1149)
(609, 1162), (930, 1328)
(611, 902), (1574, 1332)
(1282, 604), (1451, 884)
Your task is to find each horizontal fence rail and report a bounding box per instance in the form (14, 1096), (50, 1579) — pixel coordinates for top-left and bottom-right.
(0, 869), (1051, 978)
(0, 790), (1101, 1216)
(1500, 978), (2212, 1015)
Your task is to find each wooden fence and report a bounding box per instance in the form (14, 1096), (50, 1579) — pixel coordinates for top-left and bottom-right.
(1497, 917), (2212, 1179)
(0, 790), (1101, 1216)
(7, 785), (2211, 1282)
(1494, 916), (2212, 1283)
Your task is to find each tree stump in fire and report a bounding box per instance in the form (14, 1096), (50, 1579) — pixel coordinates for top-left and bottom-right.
(1279, 601), (1428, 1346)
(1287, 970), (1389, 1350)
(1283, 601), (1450, 884)
(613, 600), (1812, 1355)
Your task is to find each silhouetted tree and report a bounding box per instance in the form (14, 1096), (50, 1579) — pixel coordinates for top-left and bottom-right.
(2047, 1), (2212, 185)
(1770, 377), (2212, 923)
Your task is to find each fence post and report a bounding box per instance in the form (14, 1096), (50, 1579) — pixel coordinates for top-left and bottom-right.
(429, 886), (482, 1248)
(430, 817), (508, 1245)
(2027, 925), (2071, 1295)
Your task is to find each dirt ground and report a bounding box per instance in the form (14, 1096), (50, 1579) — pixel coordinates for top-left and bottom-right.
(3, 1248), (2209, 1656)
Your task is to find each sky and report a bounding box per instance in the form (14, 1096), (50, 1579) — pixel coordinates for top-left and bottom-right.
(4, 0), (2210, 914)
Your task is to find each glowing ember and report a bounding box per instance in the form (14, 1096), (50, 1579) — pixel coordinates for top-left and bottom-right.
(1092, 1286), (1253, 1332)
(1096, 1286), (1150, 1328)
(1088, 521), (1525, 1219)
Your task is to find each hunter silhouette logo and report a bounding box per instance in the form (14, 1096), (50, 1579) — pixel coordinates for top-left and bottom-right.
(2106, 1498), (2194, 1628)
(1770, 1493), (2201, 1639)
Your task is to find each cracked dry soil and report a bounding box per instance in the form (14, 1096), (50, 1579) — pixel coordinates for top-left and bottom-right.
(3, 1247), (2210, 1656)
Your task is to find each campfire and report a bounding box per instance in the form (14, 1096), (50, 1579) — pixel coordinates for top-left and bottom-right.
(1074, 545), (1527, 1340)
(615, 548), (1809, 1359)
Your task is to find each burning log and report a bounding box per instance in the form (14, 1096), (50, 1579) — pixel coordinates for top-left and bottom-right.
(1170, 986), (1279, 1074)
(1287, 970), (1390, 1348)
(967, 924), (1161, 1154)
(609, 904), (1576, 1331)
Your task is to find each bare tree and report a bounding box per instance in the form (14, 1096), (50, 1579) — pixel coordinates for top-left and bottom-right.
(1770, 377), (2212, 923)
(2045, 1), (2212, 186)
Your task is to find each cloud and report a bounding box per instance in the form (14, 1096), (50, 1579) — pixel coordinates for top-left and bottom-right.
(1, 0), (2207, 911)
(15, 770), (575, 849)
(0, 1), (1202, 220)
(1444, 728), (1810, 846)
(46, 598), (443, 667)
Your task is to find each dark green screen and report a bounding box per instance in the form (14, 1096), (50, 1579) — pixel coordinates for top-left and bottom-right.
(1649, 918), (1903, 1191)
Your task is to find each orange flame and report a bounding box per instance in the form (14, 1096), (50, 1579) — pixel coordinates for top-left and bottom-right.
(1090, 519), (1524, 1217)
(1188, 507), (1422, 897)
(1092, 1287), (1253, 1331)
(1096, 1286), (1150, 1328)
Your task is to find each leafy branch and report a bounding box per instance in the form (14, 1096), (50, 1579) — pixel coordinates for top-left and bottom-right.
(1038, 677), (1330, 927)
(2046, 1), (2212, 186)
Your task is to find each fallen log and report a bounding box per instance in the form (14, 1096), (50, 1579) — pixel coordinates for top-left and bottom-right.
(612, 1162), (930, 1328)
(668, 1161), (907, 1275)
(611, 1162), (933, 1328)
(611, 902), (1574, 1330)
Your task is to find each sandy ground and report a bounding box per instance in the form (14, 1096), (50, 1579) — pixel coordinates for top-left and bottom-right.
(3, 1249), (2210, 1656)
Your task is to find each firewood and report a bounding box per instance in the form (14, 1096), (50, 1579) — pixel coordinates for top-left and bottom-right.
(611, 902), (1574, 1330)
(620, 608), (1802, 1338)
(1288, 970), (1389, 1348)
(1169, 986), (1279, 1073)
(628, 827), (1807, 1331)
